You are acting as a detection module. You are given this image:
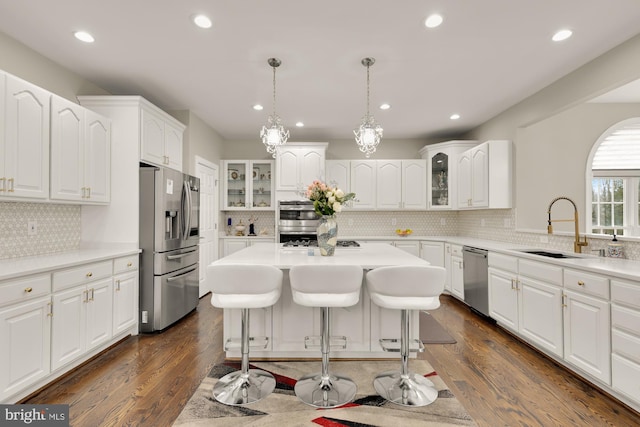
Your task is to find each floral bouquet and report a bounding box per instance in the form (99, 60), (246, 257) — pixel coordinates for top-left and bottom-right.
(305, 180), (356, 217)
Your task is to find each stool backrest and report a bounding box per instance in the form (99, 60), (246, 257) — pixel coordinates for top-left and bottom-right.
(366, 265), (445, 297)
(289, 264), (363, 294)
(207, 264), (283, 295)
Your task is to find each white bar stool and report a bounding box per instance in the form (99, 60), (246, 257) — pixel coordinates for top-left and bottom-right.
(207, 264), (283, 405)
(289, 264), (364, 408)
(366, 265), (446, 407)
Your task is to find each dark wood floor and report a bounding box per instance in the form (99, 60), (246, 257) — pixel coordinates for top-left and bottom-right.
(24, 294), (640, 426)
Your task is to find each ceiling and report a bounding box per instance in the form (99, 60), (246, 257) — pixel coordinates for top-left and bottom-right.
(1, 1), (640, 142)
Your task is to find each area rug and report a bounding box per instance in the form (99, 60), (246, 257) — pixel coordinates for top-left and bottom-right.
(173, 360), (476, 426)
(419, 311), (457, 344)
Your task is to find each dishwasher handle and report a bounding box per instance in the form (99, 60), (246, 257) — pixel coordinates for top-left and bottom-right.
(463, 246), (488, 257)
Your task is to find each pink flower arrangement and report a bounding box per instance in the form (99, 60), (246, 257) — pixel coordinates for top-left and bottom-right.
(306, 180), (356, 216)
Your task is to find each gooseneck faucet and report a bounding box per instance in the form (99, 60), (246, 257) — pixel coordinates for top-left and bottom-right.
(547, 196), (588, 253)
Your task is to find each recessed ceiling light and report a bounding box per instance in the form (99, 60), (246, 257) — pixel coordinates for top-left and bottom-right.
(425, 14), (443, 29)
(192, 14), (212, 29)
(74, 31), (94, 43)
(450, 113), (460, 120)
(552, 29), (572, 42)
(296, 122), (304, 127)
(253, 104), (264, 111)
(379, 103), (391, 110)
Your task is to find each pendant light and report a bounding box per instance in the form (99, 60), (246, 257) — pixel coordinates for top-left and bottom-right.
(260, 58), (289, 158)
(353, 57), (383, 158)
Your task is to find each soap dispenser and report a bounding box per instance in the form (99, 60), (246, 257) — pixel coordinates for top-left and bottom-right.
(607, 234), (624, 258)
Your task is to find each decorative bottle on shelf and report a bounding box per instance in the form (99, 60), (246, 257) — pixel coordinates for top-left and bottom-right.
(607, 234), (624, 258)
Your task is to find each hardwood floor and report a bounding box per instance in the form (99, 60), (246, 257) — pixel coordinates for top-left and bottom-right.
(23, 294), (639, 426)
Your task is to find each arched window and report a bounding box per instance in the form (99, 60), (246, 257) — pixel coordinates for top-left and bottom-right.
(587, 118), (640, 236)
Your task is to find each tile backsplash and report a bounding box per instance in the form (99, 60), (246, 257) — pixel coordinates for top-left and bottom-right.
(0, 202), (81, 260)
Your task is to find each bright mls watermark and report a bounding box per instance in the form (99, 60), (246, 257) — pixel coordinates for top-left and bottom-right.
(1, 405), (69, 426)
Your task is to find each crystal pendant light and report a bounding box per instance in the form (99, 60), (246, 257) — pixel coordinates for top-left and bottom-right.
(354, 57), (383, 158)
(260, 58), (289, 158)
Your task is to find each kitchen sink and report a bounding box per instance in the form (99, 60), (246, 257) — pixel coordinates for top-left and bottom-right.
(518, 249), (578, 259)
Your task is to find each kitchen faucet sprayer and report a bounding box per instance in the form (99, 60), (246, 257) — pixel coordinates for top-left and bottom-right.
(547, 196), (588, 253)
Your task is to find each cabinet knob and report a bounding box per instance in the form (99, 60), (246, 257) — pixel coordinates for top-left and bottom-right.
(127, 262), (133, 267)
(86, 272), (93, 277)
(24, 287), (33, 293)
(577, 281), (585, 286)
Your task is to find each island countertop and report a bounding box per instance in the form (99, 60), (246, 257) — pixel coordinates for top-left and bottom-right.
(211, 242), (430, 269)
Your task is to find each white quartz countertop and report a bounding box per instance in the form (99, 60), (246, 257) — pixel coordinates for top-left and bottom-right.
(0, 244), (141, 281)
(211, 242), (429, 269)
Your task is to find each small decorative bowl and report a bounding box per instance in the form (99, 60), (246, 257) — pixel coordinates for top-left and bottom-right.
(395, 229), (412, 237)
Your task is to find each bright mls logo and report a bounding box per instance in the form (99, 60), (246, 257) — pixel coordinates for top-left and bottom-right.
(1, 404), (69, 426)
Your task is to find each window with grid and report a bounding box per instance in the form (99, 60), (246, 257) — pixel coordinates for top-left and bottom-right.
(589, 119), (640, 237)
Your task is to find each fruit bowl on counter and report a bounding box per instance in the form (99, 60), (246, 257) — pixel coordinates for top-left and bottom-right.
(395, 228), (413, 237)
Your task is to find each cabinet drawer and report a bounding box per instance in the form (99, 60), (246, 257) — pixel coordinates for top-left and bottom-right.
(0, 274), (50, 307)
(612, 304), (640, 338)
(612, 354), (640, 402)
(564, 269), (609, 299)
(611, 279), (640, 310)
(114, 255), (139, 274)
(488, 252), (518, 273)
(612, 329), (640, 365)
(450, 245), (463, 257)
(52, 261), (112, 292)
(518, 259), (562, 285)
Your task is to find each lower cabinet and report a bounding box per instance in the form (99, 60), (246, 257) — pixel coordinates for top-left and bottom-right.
(224, 307), (274, 351)
(450, 248), (464, 300)
(611, 279), (640, 403)
(113, 271), (138, 335)
(390, 240), (420, 256)
(0, 294), (51, 401)
(518, 276), (563, 358)
(221, 237), (275, 257)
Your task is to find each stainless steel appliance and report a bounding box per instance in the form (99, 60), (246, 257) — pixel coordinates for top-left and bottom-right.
(462, 246), (489, 317)
(278, 200), (320, 243)
(282, 240), (360, 248)
(139, 165), (200, 332)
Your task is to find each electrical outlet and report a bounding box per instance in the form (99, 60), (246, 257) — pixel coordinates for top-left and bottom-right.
(391, 218), (397, 226)
(27, 220), (38, 236)
(440, 218), (446, 226)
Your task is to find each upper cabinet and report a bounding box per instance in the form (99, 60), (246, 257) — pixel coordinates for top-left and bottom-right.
(275, 143), (327, 196)
(350, 160), (376, 209)
(222, 160), (274, 210)
(50, 96), (111, 203)
(1, 72), (50, 200)
(457, 140), (513, 209)
(325, 160), (350, 193)
(376, 160), (427, 210)
(420, 140), (479, 210)
(140, 106), (184, 171)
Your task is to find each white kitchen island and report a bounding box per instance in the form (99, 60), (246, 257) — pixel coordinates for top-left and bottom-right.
(209, 242), (432, 359)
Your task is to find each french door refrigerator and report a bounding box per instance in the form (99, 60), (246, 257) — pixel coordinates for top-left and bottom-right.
(139, 165), (200, 332)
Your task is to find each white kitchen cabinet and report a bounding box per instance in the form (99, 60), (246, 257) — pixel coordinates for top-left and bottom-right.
(224, 307), (274, 353)
(275, 143), (327, 193)
(420, 241), (444, 267)
(51, 261), (113, 371)
(50, 96), (111, 203)
(1, 73), (50, 200)
(0, 274), (51, 402)
(325, 160), (350, 192)
(370, 300), (419, 352)
(222, 160), (274, 210)
(140, 106), (184, 171)
(390, 240), (420, 256)
(443, 243), (452, 292)
(450, 245), (464, 300)
(112, 255), (139, 335)
(458, 140), (512, 209)
(562, 268), (610, 385)
(610, 279), (640, 403)
(376, 160), (427, 210)
(350, 160), (376, 209)
(221, 238), (275, 257)
(488, 266), (519, 331)
(420, 140), (479, 210)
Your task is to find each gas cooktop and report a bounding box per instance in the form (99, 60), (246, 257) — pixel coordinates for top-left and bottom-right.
(282, 240), (360, 248)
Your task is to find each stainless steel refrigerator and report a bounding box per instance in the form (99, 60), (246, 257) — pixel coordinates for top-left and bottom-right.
(139, 165), (200, 332)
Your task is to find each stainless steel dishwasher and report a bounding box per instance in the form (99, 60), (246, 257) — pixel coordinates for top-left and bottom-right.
(462, 246), (489, 317)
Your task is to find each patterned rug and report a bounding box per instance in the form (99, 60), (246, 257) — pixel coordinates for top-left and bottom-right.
(173, 360), (476, 426)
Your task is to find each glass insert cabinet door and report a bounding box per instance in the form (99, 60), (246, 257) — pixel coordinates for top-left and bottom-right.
(223, 160), (274, 210)
(430, 152), (450, 208)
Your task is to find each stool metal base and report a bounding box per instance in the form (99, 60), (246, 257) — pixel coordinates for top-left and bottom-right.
(294, 372), (357, 408)
(212, 369), (276, 406)
(373, 370), (438, 407)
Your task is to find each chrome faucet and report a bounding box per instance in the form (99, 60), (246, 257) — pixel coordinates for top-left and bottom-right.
(547, 196), (588, 253)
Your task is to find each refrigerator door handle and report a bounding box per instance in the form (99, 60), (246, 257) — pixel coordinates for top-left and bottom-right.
(166, 266), (197, 282)
(181, 180), (191, 240)
(166, 248), (197, 260)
